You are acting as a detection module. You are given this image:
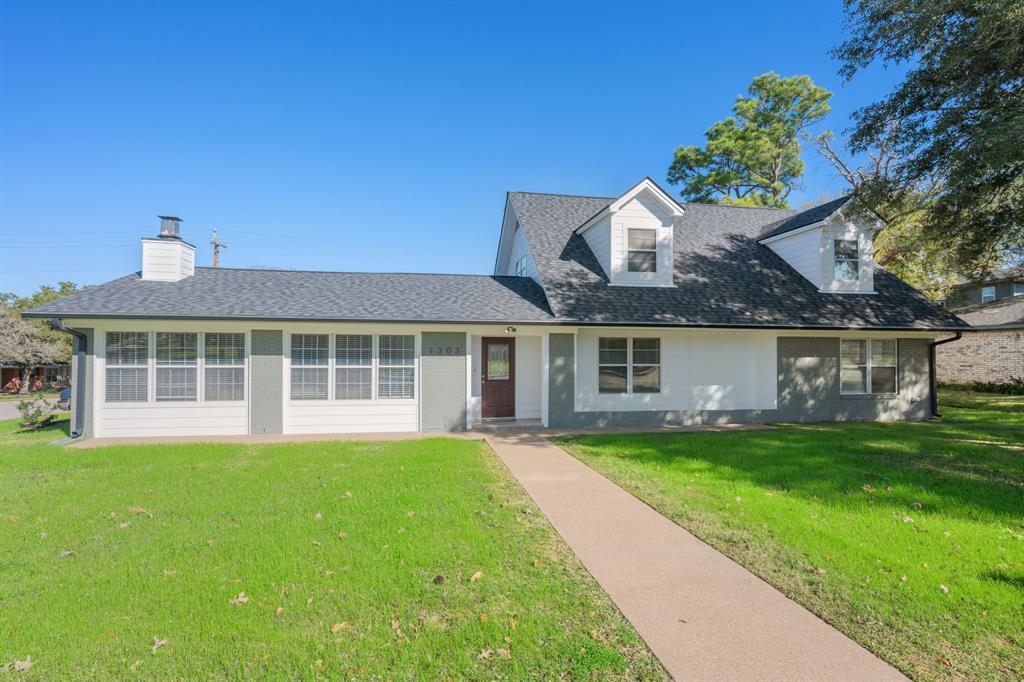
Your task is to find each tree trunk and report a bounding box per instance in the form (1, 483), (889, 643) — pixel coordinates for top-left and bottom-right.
(18, 365), (32, 394)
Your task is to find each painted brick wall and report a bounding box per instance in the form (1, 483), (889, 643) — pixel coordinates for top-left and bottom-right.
(548, 335), (932, 426)
(421, 332), (467, 432)
(936, 330), (1024, 383)
(250, 330), (283, 434)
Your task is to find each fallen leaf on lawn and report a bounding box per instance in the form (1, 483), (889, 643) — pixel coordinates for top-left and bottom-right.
(911, 502), (923, 510)
(60, 550), (75, 558)
(306, 597), (313, 606)
(207, 539), (215, 546)
(432, 575), (445, 585)
(342, 491), (352, 499)
(337, 531), (348, 539)
(496, 648), (511, 659)
(406, 510), (415, 517)
(479, 614), (489, 623)
(470, 571), (482, 583)
(118, 522), (131, 529)
(151, 637), (167, 654)
(314, 659), (323, 669)
(275, 607), (283, 617)
(311, 540), (321, 547)
(901, 516), (913, 524)
(734, 496), (741, 502)
(862, 484), (874, 493)
(39, 531), (47, 539)
(129, 659), (142, 671)
(230, 592), (249, 606)
(901, 575), (908, 582)
(164, 569), (176, 576)
(1, 656), (33, 672)
(130, 506), (153, 518)
(939, 584), (949, 593)
(509, 617), (517, 630)
(812, 567), (827, 575)
(314, 512), (322, 520)
(478, 649), (492, 659)
(331, 622), (348, 633)
(391, 619), (401, 630)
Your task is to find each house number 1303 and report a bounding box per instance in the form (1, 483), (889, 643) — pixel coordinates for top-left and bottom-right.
(428, 346), (461, 355)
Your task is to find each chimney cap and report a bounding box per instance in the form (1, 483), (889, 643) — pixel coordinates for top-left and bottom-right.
(157, 215), (183, 239)
(157, 215), (182, 222)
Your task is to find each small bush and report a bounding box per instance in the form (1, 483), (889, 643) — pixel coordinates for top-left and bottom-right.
(939, 377), (1024, 395)
(16, 397), (59, 429)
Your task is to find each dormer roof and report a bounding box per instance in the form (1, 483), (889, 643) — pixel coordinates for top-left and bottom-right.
(575, 177), (685, 236)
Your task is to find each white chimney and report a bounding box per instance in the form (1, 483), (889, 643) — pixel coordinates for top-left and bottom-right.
(141, 216), (196, 281)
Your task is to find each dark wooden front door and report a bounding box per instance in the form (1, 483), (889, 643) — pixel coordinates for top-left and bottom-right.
(482, 337), (515, 418)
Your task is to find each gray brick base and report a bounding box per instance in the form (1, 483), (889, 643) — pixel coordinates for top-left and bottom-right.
(548, 334), (932, 427)
(421, 332), (468, 432)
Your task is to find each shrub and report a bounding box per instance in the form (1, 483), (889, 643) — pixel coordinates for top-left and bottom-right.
(939, 377), (1024, 395)
(16, 397), (59, 429)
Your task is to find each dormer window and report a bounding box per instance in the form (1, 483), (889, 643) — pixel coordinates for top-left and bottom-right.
(982, 285), (996, 302)
(627, 229), (658, 273)
(834, 240), (859, 281)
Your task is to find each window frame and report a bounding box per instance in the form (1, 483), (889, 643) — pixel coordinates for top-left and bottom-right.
(378, 334), (416, 400)
(1014, 283), (1024, 296)
(104, 331), (150, 403)
(839, 338), (898, 396)
(285, 333), (419, 403)
(626, 228), (658, 273)
(833, 239), (860, 282)
(597, 336), (662, 395)
(204, 332), (246, 402)
(981, 285), (996, 303)
(155, 332), (199, 402)
(290, 333), (330, 401)
(335, 334), (374, 400)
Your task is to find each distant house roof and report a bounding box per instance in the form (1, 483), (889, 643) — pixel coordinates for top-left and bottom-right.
(507, 191), (965, 330)
(22, 268), (556, 324)
(952, 295), (1024, 329)
(757, 195), (852, 241)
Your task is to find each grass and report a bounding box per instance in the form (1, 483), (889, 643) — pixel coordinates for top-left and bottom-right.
(0, 419), (664, 680)
(557, 392), (1024, 681)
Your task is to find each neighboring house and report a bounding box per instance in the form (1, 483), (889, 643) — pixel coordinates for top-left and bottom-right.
(937, 267), (1024, 384)
(24, 179), (966, 440)
(1, 363), (70, 393)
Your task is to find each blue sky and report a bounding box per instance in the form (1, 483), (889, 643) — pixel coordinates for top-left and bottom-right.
(0, 1), (902, 296)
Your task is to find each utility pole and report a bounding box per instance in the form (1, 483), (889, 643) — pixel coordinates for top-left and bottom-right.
(211, 228), (227, 267)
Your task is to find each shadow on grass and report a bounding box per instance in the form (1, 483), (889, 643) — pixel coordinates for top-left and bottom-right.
(15, 419), (70, 438)
(563, 419), (1024, 521)
(981, 570), (1024, 592)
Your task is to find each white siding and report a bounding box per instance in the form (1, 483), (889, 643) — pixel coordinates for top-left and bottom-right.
(284, 401), (417, 434)
(765, 227), (823, 288)
(819, 216), (876, 294)
(141, 239), (196, 281)
(515, 335), (541, 419)
(506, 225), (541, 284)
(581, 215), (612, 277)
(575, 328), (777, 412)
(98, 403), (248, 438)
(608, 193), (674, 287)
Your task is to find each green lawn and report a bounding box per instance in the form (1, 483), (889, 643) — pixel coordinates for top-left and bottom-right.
(0, 388), (61, 403)
(0, 420), (664, 680)
(557, 393), (1024, 681)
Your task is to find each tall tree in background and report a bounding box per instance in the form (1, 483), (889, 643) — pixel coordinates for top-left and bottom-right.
(667, 72), (831, 207)
(834, 0), (1024, 275)
(0, 282), (82, 392)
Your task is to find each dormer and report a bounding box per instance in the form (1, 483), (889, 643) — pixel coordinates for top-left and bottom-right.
(576, 178), (683, 287)
(758, 196), (883, 294)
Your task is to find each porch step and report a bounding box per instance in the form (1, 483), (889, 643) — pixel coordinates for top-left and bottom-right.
(470, 419), (544, 433)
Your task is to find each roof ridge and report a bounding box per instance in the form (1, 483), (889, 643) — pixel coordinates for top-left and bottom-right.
(509, 190), (616, 200)
(193, 266), (531, 279)
(678, 202), (797, 212)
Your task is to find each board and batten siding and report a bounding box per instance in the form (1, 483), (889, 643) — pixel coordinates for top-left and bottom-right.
(574, 328), (778, 412)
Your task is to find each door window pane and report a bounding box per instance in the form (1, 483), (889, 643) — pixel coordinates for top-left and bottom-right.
(486, 344), (510, 380)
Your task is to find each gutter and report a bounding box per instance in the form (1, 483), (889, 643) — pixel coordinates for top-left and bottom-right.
(49, 318), (87, 439)
(928, 332), (963, 418)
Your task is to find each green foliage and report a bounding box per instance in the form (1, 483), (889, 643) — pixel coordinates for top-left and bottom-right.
(0, 282), (83, 363)
(834, 0), (1024, 274)
(559, 392), (1024, 680)
(0, 430), (664, 679)
(667, 72), (831, 207)
(939, 377), (1024, 396)
(15, 396), (59, 429)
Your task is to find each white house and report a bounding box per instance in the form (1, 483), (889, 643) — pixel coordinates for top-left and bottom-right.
(26, 179), (967, 439)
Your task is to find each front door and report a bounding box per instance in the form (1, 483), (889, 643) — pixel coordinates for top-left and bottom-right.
(482, 337), (515, 418)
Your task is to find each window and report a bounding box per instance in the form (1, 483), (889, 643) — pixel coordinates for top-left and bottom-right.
(379, 335), (415, 399)
(335, 334), (372, 400)
(840, 339), (897, 395)
(291, 334), (329, 400)
(205, 333), (245, 401)
(982, 285), (996, 303)
(105, 332), (148, 402)
(1014, 283), (1024, 296)
(834, 240), (859, 281)
(598, 338), (628, 393)
(627, 229), (657, 272)
(599, 337), (660, 394)
(632, 338), (661, 393)
(156, 332), (198, 401)
(514, 256), (528, 277)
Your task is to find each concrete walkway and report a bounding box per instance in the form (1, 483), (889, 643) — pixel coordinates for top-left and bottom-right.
(486, 434), (907, 682)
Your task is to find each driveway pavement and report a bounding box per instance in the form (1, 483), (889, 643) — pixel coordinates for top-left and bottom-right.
(486, 433), (907, 682)
(0, 401), (23, 421)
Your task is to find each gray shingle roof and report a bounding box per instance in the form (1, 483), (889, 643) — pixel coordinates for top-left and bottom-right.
(508, 192), (966, 330)
(23, 268), (555, 323)
(952, 295), (1024, 328)
(757, 195), (851, 240)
